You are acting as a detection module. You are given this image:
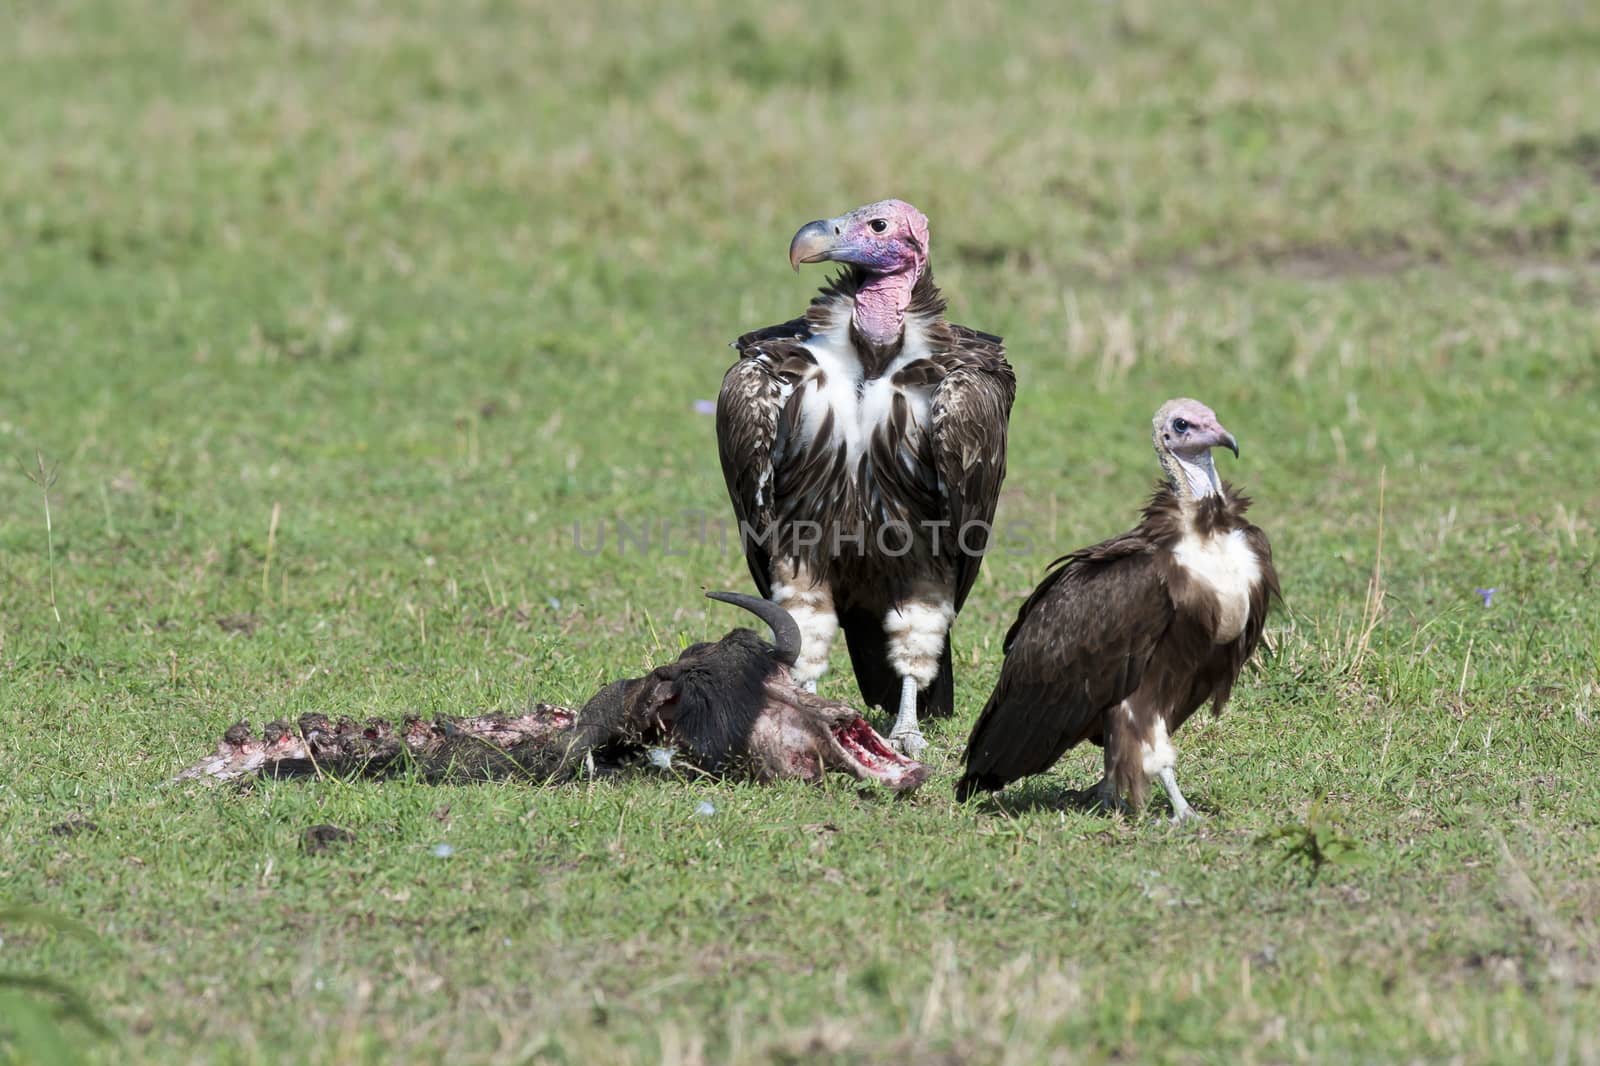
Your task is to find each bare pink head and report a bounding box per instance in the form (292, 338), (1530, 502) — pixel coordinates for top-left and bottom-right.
(1153, 398), (1239, 460)
(788, 199), (930, 278)
(788, 200), (931, 345)
(1152, 398), (1239, 499)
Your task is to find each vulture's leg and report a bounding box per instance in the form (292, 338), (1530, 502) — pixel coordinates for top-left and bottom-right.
(772, 560), (837, 694)
(889, 677), (925, 758)
(1089, 737), (1125, 815)
(1089, 769), (1128, 816)
(1156, 767), (1200, 824)
(883, 598), (954, 758)
(1138, 714), (1189, 820)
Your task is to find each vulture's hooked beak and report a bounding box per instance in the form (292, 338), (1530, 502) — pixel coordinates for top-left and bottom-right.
(788, 219), (839, 271)
(1221, 432), (1240, 459)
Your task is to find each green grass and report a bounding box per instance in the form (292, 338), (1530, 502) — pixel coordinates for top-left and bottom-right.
(3, 0), (1599, 1061)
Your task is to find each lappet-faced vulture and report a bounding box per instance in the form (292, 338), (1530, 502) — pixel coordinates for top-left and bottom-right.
(717, 200), (1015, 756)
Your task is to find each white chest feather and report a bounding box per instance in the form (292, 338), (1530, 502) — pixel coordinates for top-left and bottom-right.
(795, 329), (934, 464)
(1171, 528), (1261, 643)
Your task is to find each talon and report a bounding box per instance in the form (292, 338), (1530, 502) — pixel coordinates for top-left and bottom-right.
(1169, 806), (1204, 826)
(889, 729), (927, 759)
(1089, 780), (1128, 817)
(887, 676), (926, 759)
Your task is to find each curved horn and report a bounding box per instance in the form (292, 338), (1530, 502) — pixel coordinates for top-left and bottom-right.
(705, 591), (801, 667)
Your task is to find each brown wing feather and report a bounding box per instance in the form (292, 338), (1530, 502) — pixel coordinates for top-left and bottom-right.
(929, 329), (1015, 612)
(956, 537), (1171, 800)
(733, 316), (811, 353)
(716, 320), (814, 597)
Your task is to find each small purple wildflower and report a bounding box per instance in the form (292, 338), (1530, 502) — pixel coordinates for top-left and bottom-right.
(1475, 588), (1496, 608)
(692, 399), (716, 416)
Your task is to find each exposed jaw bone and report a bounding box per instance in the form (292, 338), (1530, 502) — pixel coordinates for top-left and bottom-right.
(760, 674), (928, 791)
(1157, 766), (1200, 824)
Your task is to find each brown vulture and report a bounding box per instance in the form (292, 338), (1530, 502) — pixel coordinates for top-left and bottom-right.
(171, 593), (926, 791)
(716, 199), (1015, 757)
(955, 398), (1278, 820)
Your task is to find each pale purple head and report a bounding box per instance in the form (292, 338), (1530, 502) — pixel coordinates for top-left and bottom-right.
(788, 200), (932, 346)
(1152, 398), (1239, 500)
(788, 199), (930, 278)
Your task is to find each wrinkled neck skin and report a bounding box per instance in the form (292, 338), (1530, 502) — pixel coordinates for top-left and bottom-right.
(1160, 449), (1222, 505)
(852, 269), (918, 347)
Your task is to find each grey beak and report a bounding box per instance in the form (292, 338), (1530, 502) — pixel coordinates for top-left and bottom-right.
(788, 219), (837, 271)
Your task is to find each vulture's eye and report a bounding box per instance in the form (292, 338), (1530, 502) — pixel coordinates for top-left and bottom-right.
(1172, 418), (1190, 433)
(869, 218), (889, 234)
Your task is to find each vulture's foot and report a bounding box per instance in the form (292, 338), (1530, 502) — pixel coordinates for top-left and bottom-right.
(1089, 776), (1130, 817)
(888, 676), (927, 758)
(888, 726), (928, 760)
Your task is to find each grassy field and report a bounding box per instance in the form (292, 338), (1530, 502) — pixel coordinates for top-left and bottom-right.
(3, 0), (1599, 1061)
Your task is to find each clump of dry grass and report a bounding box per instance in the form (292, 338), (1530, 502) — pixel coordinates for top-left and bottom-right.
(20, 450), (62, 627)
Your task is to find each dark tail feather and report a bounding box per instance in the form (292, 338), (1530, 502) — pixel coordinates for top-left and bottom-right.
(953, 770), (998, 803)
(839, 607), (956, 720)
(919, 643), (954, 720)
(953, 689), (1002, 802)
(839, 605), (897, 713)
